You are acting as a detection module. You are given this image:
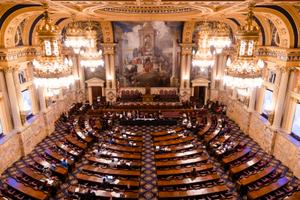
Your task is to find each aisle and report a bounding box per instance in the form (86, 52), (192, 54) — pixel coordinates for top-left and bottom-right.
(139, 126), (158, 200)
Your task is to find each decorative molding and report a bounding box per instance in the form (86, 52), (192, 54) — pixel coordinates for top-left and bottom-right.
(0, 46), (38, 69)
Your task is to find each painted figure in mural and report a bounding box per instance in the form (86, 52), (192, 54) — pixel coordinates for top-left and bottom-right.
(113, 21), (183, 87)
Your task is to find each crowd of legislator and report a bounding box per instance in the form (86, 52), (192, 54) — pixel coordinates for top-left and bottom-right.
(0, 100), (299, 200)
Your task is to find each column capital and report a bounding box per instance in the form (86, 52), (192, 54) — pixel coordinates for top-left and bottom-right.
(3, 65), (18, 73)
(179, 43), (194, 55)
(101, 43), (116, 55)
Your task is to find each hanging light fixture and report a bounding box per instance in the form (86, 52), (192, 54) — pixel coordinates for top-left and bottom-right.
(80, 21), (104, 72)
(80, 49), (104, 72)
(223, 3), (264, 95)
(192, 22), (215, 71)
(33, 4), (74, 91)
(209, 22), (231, 54)
(64, 15), (90, 54)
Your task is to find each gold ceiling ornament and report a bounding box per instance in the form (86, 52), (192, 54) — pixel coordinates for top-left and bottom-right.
(223, 2), (264, 96)
(192, 21), (215, 71)
(33, 4), (74, 92)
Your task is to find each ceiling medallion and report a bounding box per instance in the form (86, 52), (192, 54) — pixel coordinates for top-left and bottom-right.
(98, 6), (194, 14)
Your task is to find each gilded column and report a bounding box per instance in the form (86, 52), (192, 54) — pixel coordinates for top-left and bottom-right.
(103, 43), (117, 102)
(88, 86), (93, 105)
(5, 67), (22, 130)
(272, 68), (290, 129)
(38, 87), (47, 112)
(0, 70), (13, 132)
(179, 43), (193, 101)
(248, 88), (257, 112)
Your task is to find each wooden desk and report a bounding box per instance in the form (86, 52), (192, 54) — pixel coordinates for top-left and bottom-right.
(106, 138), (142, 147)
(156, 155), (208, 167)
(230, 156), (262, 176)
(101, 143), (142, 153)
(99, 150), (141, 160)
(75, 130), (93, 143)
(157, 164), (214, 177)
(113, 134), (143, 142)
(237, 166), (275, 188)
(32, 157), (67, 177)
(19, 167), (58, 188)
(284, 191), (300, 200)
(81, 165), (140, 177)
(197, 118), (212, 137)
(154, 134), (181, 141)
(222, 147), (251, 165)
(155, 149), (202, 160)
(56, 141), (81, 157)
(45, 149), (74, 166)
(158, 173), (220, 187)
(247, 177), (289, 200)
(158, 185), (228, 198)
(155, 144), (194, 153)
(87, 157), (141, 168)
(65, 135), (87, 149)
(152, 127), (183, 136)
(68, 185), (138, 199)
(204, 128), (221, 143)
(6, 177), (49, 200)
(76, 173), (139, 187)
(154, 136), (194, 146)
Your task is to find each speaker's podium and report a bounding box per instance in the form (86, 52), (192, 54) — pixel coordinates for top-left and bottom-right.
(142, 85), (154, 102)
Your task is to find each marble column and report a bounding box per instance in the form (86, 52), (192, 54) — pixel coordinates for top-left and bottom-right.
(248, 88), (257, 112)
(38, 87), (47, 112)
(5, 68), (22, 130)
(88, 86), (93, 105)
(0, 70), (13, 132)
(180, 54), (187, 89)
(109, 54), (116, 89)
(77, 56), (85, 92)
(211, 54), (218, 89)
(272, 68), (290, 129)
(29, 85), (39, 115)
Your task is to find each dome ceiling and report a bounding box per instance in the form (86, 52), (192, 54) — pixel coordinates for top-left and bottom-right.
(2, 0), (300, 21)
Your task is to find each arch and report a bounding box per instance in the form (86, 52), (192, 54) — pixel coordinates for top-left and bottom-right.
(255, 5), (297, 48)
(0, 4), (42, 47)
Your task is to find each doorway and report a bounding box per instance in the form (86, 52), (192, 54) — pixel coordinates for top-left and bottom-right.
(194, 86), (206, 105)
(92, 86), (102, 103)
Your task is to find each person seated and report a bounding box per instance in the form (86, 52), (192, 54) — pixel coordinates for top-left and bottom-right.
(61, 158), (68, 168)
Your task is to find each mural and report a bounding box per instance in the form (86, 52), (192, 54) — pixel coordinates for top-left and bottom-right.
(113, 21), (183, 87)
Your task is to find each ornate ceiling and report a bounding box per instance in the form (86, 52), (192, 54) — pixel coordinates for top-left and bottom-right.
(1, 0), (300, 21)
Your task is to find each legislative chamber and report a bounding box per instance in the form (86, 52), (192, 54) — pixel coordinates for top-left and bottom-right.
(0, 0), (299, 199)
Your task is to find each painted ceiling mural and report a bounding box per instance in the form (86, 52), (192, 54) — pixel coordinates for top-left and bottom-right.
(113, 21), (183, 87)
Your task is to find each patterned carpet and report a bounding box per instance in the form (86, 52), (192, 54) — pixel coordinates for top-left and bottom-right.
(0, 113), (299, 200)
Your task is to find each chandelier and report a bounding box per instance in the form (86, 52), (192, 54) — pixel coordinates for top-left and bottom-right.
(64, 16), (90, 54)
(192, 22), (215, 71)
(209, 22), (231, 54)
(80, 22), (104, 72)
(33, 5), (74, 90)
(223, 3), (264, 95)
(80, 48), (104, 72)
